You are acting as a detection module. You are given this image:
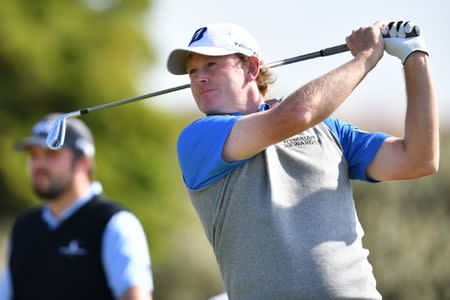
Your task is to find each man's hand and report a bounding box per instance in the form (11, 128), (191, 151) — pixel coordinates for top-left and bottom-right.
(382, 21), (429, 64)
(345, 21), (385, 68)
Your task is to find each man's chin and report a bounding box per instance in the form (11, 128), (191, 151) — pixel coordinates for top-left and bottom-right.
(201, 105), (222, 115)
(33, 186), (63, 202)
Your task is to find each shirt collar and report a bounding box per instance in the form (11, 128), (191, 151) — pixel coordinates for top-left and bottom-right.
(259, 102), (270, 111)
(42, 181), (103, 230)
(228, 103), (269, 116)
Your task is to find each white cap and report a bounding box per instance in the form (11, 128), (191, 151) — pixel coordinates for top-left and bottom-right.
(167, 22), (261, 75)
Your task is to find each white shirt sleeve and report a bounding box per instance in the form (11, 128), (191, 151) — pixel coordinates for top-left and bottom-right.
(101, 211), (154, 299)
(209, 293), (229, 300)
(0, 268), (12, 300)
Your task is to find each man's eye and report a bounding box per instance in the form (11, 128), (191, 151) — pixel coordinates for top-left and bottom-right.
(188, 68), (197, 75)
(207, 62), (216, 68)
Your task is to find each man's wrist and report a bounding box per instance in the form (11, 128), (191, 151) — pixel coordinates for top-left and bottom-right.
(355, 49), (381, 71)
(404, 51), (429, 67)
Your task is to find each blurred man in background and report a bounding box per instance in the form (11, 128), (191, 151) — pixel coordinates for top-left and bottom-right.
(0, 114), (154, 300)
(168, 21), (438, 299)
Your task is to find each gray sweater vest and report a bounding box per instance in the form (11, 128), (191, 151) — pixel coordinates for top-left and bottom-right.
(188, 124), (382, 299)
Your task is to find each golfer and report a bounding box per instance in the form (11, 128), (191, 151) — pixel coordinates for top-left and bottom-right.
(167, 21), (438, 299)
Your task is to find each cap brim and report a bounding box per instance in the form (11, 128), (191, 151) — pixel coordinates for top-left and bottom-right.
(167, 47), (238, 75)
(13, 136), (48, 151)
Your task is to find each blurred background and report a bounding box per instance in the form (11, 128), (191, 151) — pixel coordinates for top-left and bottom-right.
(0, 0), (448, 299)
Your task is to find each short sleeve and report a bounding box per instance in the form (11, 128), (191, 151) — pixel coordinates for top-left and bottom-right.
(324, 117), (390, 181)
(102, 211), (153, 298)
(177, 115), (246, 190)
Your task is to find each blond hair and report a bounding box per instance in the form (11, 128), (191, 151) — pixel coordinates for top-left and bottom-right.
(237, 54), (276, 98)
(256, 63), (276, 98)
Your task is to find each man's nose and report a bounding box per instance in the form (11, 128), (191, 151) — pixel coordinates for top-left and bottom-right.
(30, 154), (47, 168)
(192, 70), (208, 85)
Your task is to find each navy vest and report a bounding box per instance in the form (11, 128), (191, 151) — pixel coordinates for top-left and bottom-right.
(10, 195), (122, 300)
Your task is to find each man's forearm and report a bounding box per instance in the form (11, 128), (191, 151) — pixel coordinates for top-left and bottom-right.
(280, 50), (379, 131)
(403, 52), (439, 174)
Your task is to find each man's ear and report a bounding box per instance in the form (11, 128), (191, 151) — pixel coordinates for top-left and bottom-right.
(75, 153), (91, 175)
(246, 56), (260, 81)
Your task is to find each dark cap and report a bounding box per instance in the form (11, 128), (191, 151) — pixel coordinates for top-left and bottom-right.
(14, 113), (95, 157)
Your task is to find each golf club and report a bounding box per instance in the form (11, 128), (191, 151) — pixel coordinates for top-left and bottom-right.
(46, 24), (419, 150)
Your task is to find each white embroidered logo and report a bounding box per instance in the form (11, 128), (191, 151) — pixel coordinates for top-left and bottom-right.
(59, 240), (88, 256)
(283, 135), (319, 149)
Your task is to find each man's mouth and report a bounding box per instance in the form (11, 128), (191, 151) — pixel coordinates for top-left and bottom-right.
(200, 88), (215, 96)
(32, 170), (49, 182)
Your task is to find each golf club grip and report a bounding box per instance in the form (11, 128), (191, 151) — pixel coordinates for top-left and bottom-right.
(321, 44), (349, 56)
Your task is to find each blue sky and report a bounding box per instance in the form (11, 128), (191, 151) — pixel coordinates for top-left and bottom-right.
(142, 0), (449, 128)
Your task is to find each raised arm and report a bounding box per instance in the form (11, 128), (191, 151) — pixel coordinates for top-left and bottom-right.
(365, 22), (439, 180)
(366, 51), (439, 180)
(223, 22), (385, 162)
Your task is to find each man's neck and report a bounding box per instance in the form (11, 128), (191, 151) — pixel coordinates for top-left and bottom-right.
(237, 90), (263, 115)
(47, 179), (91, 218)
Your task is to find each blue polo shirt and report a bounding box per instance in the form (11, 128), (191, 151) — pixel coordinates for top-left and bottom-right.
(177, 104), (390, 190)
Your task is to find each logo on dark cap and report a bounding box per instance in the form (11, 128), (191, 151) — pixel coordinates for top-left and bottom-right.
(32, 119), (53, 137)
(189, 27), (207, 46)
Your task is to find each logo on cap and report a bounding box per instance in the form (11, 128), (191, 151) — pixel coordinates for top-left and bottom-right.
(32, 119), (53, 136)
(189, 27), (207, 46)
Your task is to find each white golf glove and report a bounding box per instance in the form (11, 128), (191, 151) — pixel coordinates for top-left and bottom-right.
(382, 21), (428, 64)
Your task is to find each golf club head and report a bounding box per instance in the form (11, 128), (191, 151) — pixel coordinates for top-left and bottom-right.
(45, 111), (81, 150)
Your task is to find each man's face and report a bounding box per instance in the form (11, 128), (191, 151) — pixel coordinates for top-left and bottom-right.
(187, 53), (249, 114)
(27, 146), (78, 201)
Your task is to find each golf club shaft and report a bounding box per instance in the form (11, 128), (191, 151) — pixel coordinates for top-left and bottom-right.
(82, 83), (191, 114)
(265, 44), (349, 69)
(46, 43), (354, 150)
